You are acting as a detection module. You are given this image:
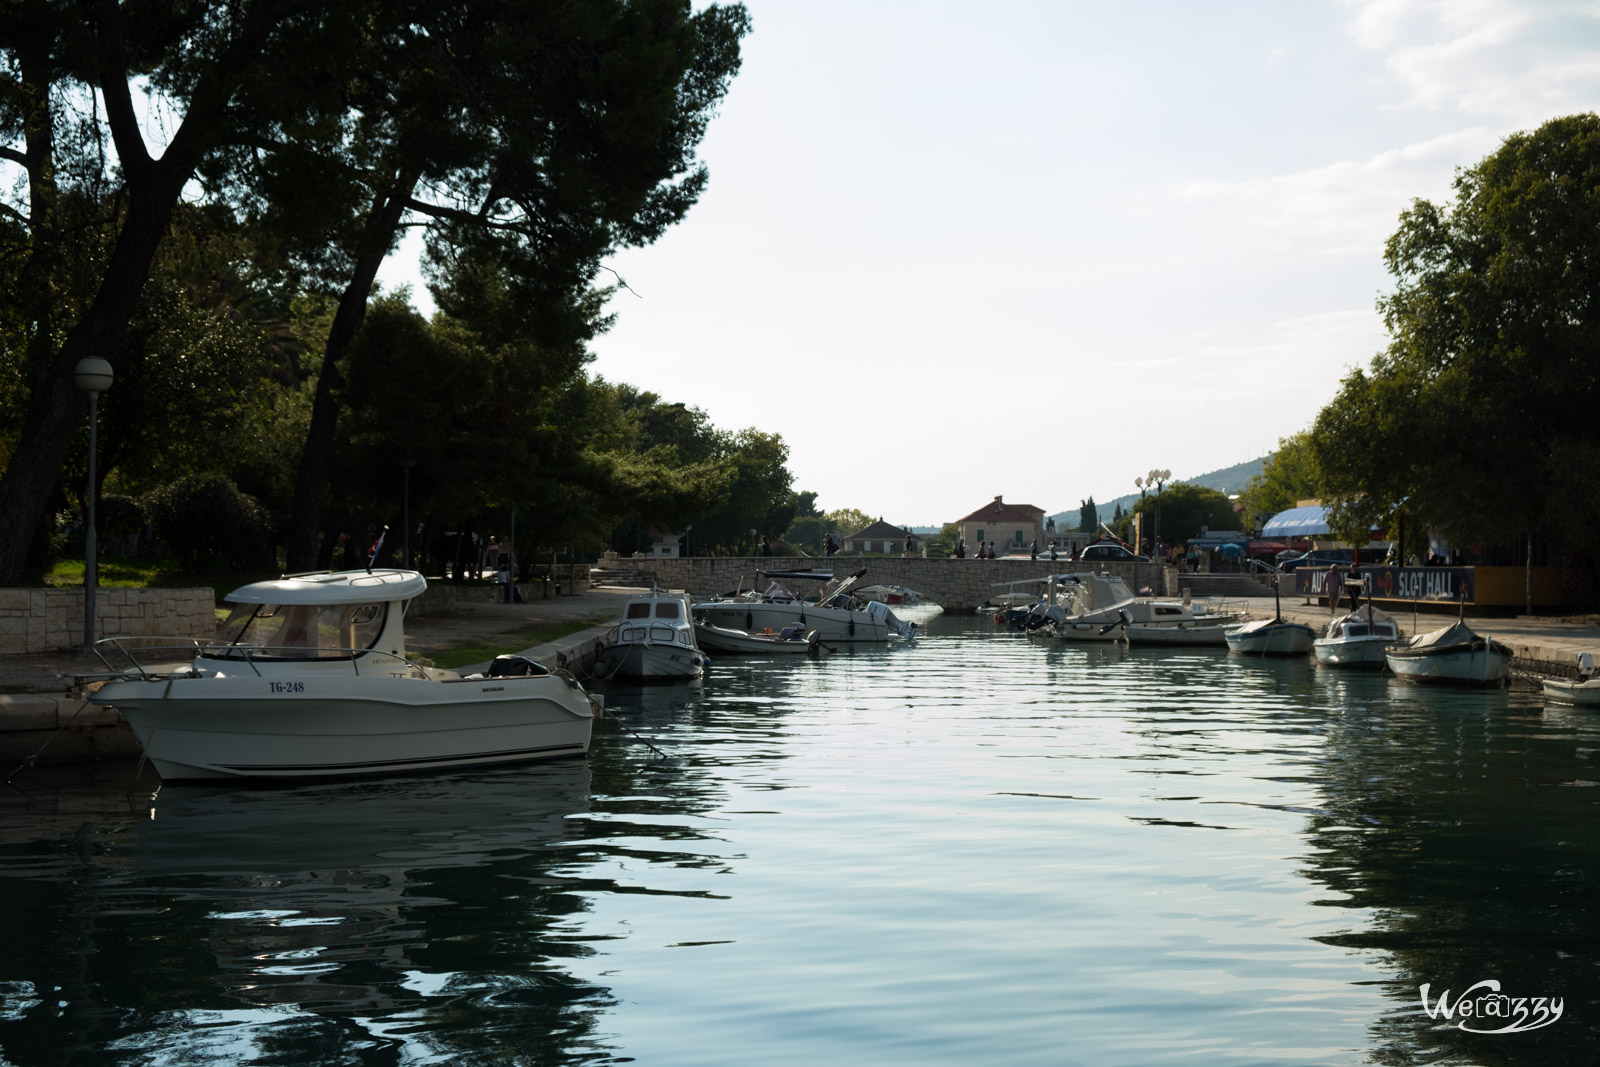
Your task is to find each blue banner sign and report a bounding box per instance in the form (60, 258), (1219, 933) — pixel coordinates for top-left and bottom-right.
(1294, 566), (1475, 603)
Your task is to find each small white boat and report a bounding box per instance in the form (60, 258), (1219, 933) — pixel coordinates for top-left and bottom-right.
(856, 584), (929, 607)
(1542, 654), (1600, 705)
(1227, 558), (1315, 656)
(1225, 618), (1316, 656)
(79, 569), (595, 781)
(1313, 605), (1401, 668)
(1385, 621), (1511, 685)
(1123, 620), (1234, 646)
(594, 588), (706, 681)
(694, 619), (829, 655)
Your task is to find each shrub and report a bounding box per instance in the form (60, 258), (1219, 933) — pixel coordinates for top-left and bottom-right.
(143, 474), (272, 572)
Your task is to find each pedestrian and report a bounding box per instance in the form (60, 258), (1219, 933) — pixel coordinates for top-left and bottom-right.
(1325, 561), (1343, 615)
(905, 534), (914, 556)
(1048, 539), (1058, 561)
(1347, 560), (1362, 612)
(760, 536), (772, 556)
(1030, 539), (1039, 560)
(823, 532), (836, 557)
(955, 537), (966, 559)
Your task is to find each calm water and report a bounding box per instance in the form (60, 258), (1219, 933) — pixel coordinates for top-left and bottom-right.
(1, 614), (1596, 1066)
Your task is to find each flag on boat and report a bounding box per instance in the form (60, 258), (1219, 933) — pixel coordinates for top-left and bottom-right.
(367, 526), (388, 566)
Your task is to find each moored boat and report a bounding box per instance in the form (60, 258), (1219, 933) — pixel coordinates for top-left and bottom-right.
(1542, 653), (1600, 705)
(79, 569), (596, 781)
(1313, 605), (1401, 668)
(1224, 618), (1316, 656)
(693, 569), (914, 643)
(594, 588), (706, 681)
(694, 619), (829, 655)
(1385, 621), (1511, 685)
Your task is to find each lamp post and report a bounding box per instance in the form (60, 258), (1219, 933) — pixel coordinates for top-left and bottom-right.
(1147, 468), (1171, 552)
(1134, 476), (1148, 555)
(75, 357), (114, 648)
(400, 458), (416, 570)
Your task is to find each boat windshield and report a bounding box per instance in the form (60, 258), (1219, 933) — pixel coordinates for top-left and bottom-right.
(206, 601), (388, 660)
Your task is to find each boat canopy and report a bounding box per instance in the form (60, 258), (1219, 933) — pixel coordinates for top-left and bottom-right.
(1404, 621), (1480, 649)
(225, 569), (428, 605)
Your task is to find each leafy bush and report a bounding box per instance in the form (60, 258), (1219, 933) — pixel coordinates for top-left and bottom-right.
(142, 474), (272, 572)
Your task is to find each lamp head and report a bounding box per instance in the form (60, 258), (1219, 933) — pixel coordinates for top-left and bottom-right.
(75, 357), (114, 394)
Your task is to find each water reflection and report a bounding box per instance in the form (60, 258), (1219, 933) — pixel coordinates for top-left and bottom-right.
(1, 618), (1596, 1065)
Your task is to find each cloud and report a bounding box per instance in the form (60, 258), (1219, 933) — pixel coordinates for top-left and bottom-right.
(1178, 128), (1498, 254)
(1344, 0), (1600, 119)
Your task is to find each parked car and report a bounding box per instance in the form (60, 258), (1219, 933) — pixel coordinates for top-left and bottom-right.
(1081, 543), (1150, 562)
(1279, 549), (1352, 572)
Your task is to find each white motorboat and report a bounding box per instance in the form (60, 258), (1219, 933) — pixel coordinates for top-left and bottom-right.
(693, 568), (915, 643)
(1225, 618), (1317, 656)
(1386, 621), (1511, 685)
(1313, 605), (1401, 668)
(1542, 653), (1600, 705)
(1030, 574), (1237, 643)
(594, 588), (706, 681)
(79, 569), (596, 781)
(694, 619), (829, 655)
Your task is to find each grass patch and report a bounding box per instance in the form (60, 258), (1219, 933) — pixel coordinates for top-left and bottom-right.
(40, 558), (279, 603)
(423, 621), (601, 670)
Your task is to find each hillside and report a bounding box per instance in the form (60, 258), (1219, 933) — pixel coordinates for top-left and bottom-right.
(1049, 456), (1269, 531)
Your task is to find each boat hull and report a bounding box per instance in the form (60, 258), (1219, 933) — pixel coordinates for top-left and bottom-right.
(1386, 645), (1510, 685)
(1123, 623), (1232, 646)
(695, 602), (892, 643)
(595, 640), (705, 680)
(1312, 636), (1392, 667)
(92, 674), (595, 781)
(1225, 621), (1316, 656)
(694, 622), (823, 655)
(1542, 677), (1600, 705)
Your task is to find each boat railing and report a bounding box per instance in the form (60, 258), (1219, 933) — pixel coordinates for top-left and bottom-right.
(90, 636), (432, 680)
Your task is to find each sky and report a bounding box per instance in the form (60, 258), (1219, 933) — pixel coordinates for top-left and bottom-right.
(384, 0), (1600, 529)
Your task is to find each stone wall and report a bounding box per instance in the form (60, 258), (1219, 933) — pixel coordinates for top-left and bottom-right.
(597, 556), (1173, 612)
(0, 588), (216, 654)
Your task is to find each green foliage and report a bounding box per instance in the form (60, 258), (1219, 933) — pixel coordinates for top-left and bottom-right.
(825, 508), (874, 538)
(1126, 483), (1240, 545)
(1238, 432), (1322, 533)
(143, 474), (273, 573)
(1078, 498), (1097, 535)
(1313, 113), (1600, 556)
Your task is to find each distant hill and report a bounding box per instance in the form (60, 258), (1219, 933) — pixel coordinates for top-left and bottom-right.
(1049, 456), (1269, 532)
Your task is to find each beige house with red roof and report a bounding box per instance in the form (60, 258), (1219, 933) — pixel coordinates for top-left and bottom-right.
(955, 496), (1047, 556)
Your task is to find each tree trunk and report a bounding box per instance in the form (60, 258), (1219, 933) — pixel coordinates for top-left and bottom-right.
(1526, 530), (1534, 617)
(283, 167), (422, 571)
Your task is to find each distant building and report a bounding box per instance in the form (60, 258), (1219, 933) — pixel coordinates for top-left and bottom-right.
(642, 528), (686, 558)
(955, 496), (1046, 556)
(843, 519), (915, 554)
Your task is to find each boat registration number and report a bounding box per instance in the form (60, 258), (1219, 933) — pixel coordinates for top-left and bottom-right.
(269, 681), (306, 693)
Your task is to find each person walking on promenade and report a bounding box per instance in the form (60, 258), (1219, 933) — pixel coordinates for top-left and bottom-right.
(1346, 560), (1362, 613)
(1030, 539), (1039, 560)
(954, 537), (966, 559)
(1325, 562), (1343, 616)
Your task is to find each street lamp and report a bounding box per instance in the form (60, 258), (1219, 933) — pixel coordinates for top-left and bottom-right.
(1146, 468), (1171, 550)
(75, 356), (114, 648)
(1134, 476), (1148, 555)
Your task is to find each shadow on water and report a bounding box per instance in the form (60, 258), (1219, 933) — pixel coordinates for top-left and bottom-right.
(1288, 671), (1600, 1066)
(0, 752), (715, 1066)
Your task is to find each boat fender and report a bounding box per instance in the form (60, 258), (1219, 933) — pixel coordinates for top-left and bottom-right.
(849, 617), (856, 637)
(745, 609), (754, 631)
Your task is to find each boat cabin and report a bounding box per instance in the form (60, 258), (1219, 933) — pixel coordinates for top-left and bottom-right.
(206, 569), (425, 661)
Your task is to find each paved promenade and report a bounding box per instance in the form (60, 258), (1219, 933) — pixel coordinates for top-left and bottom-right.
(3, 586), (1596, 770)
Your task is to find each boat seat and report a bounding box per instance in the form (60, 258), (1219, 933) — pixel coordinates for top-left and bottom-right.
(486, 655), (549, 678)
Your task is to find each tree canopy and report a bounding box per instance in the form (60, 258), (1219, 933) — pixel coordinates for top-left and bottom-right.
(1238, 432), (1321, 534)
(0, 0), (751, 582)
(1313, 113), (1600, 563)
